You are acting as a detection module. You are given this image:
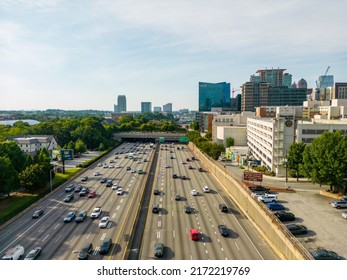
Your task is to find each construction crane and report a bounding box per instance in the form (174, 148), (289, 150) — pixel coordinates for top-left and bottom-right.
(231, 88), (241, 98)
(315, 66), (331, 100)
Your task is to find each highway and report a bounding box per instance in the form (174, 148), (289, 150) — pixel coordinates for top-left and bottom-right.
(140, 144), (278, 260)
(0, 142), (278, 260)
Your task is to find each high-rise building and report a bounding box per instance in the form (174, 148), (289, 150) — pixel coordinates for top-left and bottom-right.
(141, 102), (152, 113)
(198, 82), (231, 111)
(163, 103), (172, 113)
(153, 106), (162, 112)
(241, 68), (306, 111)
(117, 95), (127, 112)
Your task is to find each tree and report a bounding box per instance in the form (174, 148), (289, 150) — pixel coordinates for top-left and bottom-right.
(204, 132), (212, 140)
(0, 156), (19, 196)
(302, 131), (345, 192)
(19, 163), (48, 193)
(0, 141), (26, 172)
(226, 137), (235, 147)
(287, 142), (306, 181)
(190, 121), (199, 131)
(75, 139), (87, 153)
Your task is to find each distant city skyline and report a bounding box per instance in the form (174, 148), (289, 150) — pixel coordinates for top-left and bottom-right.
(0, 1), (346, 111)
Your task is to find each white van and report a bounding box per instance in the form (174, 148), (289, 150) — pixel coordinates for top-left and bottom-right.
(202, 186), (210, 193)
(258, 194), (277, 203)
(2, 245), (25, 260)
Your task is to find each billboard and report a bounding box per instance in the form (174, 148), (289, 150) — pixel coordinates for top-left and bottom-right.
(243, 171), (263, 182)
(61, 149), (74, 160)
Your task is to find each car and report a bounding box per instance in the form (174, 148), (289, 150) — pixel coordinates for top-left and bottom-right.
(130, 169), (136, 173)
(152, 204), (159, 213)
(75, 210), (87, 223)
(153, 188), (160, 195)
(286, 224), (308, 235)
(79, 187), (90, 196)
(249, 186), (270, 193)
(175, 194), (181, 201)
(258, 194), (277, 203)
(275, 211), (295, 221)
(87, 190), (96, 198)
(138, 169), (143, 174)
(74, 185), (83, 192)
(106, 181), (113, 187)
(191, 190), (198, 196)
(267, 202), (285, 211)
(172, 173), (178, 179)
(94, 171), (100, 176)
(32, 209), (44, 219)
(198, 167), (204, 172)
(24, 247), (42, 260)
(251, 192), (264, 199)
(116, 187), (124, 195)
(202, 186), (210, 193)
(63, 193), (74, 202)
(81, 176), (88, 181)
(126, 166), (131, 171)
(188, 165), (193, 169)
(108, 165), (114, 168)
(311, 249), (343, 260)
(219, 203), (228, 212)
(112, 184), (119, 190)
(63, 211), (76, 223)
(109, 160), (114, 163)
(183, 205), (192, 214)
(100, 178), (107, 183)
(218, 225), (229, 237)
(99, 238), (112, 255)
(65, 184), (75, 192)
(190, 228), (199, 241)
(91, 207), (102, 219)
(342, 211), (347, 219)
(97, 163), (103, 167)
(154, 243), (164, 258)
(331, 200), (347, 209)
(78, 243), (93, 260)
(115, 164), (121, 168)
(99, 216), (110, 228)
(181, 175), (187, 180)
(164, 164), (170, 168)
(103, 164), (108, 168)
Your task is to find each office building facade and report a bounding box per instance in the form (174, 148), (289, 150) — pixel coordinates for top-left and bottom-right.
(141, 102), (152, 113)
(199, 82), (231, 111)
(163, 103), (172, 113)
(114, 95), (127, 113)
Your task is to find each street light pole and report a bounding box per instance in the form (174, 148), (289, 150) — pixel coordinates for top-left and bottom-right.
(49, 169), (53, 192)
(285, 150), (288, 185)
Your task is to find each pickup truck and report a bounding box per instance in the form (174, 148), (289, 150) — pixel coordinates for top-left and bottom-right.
(91, 207), (102, 219)
(249, 186), (270, 193)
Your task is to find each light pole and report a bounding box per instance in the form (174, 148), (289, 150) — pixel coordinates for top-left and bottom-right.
(283, 150), (288, 186)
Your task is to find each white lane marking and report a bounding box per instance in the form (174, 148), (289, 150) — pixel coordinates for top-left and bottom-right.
(116, 205), (120, 210)
(235, 242), (240, 251)
(55, 235), (62, 243)
(173, 230), (175, 238)
(158, 221), (161, 227)
(101, 233), (106, 240)
(54, 223), (60, 230)
(87, 232), (91, 239)
(205, 250), (208, 254)
(120, 199), (124, 203)
(42, 234), (49, 242)
(221, 247), (224, 252)
(112, 213), (117, 219)
(157, 231), (160, 239)
(160, 198), (163, 202)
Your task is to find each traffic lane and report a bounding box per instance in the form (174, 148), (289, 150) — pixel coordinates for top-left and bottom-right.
(277, 190), (347, 258)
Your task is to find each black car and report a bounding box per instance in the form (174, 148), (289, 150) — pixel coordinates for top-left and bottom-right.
(81, 176), (88, 182)
(63, 193), (74, 202)
(188, 165), (193, 170)
(198, 167), (204, 172)
(32, 209), (44, 219)
(311, 249), (343, 260)
(78, 243), (93, 260)
(183, 205), (192, 214)
(152, 204), (159, 214)
(249, 186), (270, 193)
(154, 243), (164, 258)
(79, 187), (90, 196)
(275, 211), (295, 222)
(172, 173), (178, 179)
(219, 204), (228, 213)
(218, 225), (229, 237)
(106, 181), (112, 187)
(74, 185), (83, 192)
(181, 175), (187, 180)
(65, 184), (75, 192)
(175, 194), (181, 201)
(153, 189), (160, 195)
(99, 238), (112, 255)
(286, 224), (307, 235)
(75, 210), (87, 223)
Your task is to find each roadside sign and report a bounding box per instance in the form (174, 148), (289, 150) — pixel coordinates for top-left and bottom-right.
(243, 171), (263, 182)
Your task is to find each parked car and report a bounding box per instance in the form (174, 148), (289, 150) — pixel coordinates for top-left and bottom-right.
(99, 238), (112, 255)
(32, 209), (44, 219)
(63, 211), (75, 223)
(218, 225), (229, 237)
(154, 243), (164, 258)
(286, 224), (307, 235)
(267, 202), (285, 211)
(331, 200), (347, 209)
(258, 194), (277, 203)
(75, 210), (87, 223)
(249, 186), (270, 193)
(275, 211), (295, 221)
(63, 193), (74, 202)
(24, 247), (42, 260)
(311, 249), (343, 260)
(78, 243), (93, 260)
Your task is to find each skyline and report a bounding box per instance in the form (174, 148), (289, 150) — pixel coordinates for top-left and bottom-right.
(1, 0), (347, 111)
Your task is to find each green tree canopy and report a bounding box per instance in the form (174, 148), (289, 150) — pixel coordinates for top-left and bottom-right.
(287, 142), (306, 181)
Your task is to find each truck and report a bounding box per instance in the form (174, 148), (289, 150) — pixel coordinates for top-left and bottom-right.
(2, 245), (25, 260)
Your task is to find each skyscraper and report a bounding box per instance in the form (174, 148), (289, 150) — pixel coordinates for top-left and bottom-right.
(163, 103), (172, 113)
(117, 95), (127, 112)
(141, 102), (152, 113)
(198, 82), (231, 111)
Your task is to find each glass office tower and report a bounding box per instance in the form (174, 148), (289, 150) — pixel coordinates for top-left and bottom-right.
(198, 82), (231, 111)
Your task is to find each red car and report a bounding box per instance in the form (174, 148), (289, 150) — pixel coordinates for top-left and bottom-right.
(87, 190), (96, 198)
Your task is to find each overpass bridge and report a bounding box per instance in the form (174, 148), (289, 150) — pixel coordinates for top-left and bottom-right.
(113, 132), (188, 143)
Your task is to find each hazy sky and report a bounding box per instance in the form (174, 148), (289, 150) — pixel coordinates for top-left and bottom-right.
(0, 0), (346, 111)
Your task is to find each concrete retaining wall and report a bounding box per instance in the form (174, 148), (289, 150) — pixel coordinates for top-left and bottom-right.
(189, 143), (313, 260)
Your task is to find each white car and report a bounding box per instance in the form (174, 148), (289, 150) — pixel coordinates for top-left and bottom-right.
(91, 207), (102, 219)
(191, 190), (198, 196)
(116, 187), (124, 195)
(99, 216), (109, 228)
(112, 184), (119, 190)
(258, 194), (277, 203)
(97, 163), (103, 167)
(131, 169), (136, 173)
(109, 164), (114, 168)
(342, 212), (347, 219)
(94, 171), (100, 176)
(115, 164), (120, 168)
(251, 192), (264, 199)
(202, 186), (210, 193)
(165, 164), (169, 168)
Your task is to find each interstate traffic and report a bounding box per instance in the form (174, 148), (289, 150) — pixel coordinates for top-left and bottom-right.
(0, 142), (278, 260)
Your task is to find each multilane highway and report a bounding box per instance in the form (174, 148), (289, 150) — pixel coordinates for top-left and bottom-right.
(0, 142), (278, 260)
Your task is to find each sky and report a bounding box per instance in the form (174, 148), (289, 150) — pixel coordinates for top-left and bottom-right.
(0, 0), (346, 112)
